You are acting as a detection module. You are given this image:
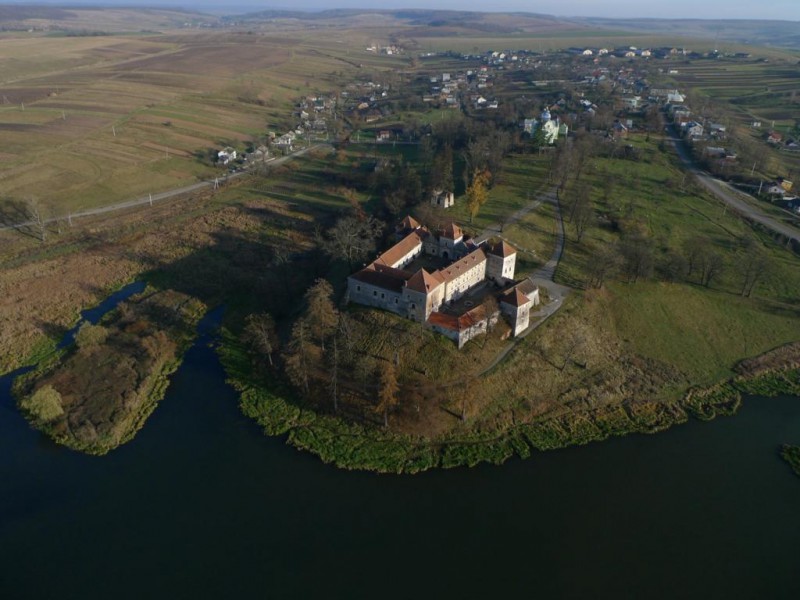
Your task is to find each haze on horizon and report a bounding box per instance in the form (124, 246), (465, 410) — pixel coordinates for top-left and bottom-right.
(10, 0), (800, 21)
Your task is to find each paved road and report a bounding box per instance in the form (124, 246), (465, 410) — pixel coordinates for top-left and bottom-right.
(0, 144), (324, 232)
(668, 130), (800, 244)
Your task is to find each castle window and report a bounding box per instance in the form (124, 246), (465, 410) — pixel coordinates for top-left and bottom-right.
(381, 293), (385, 299)
(373, 291), (377, 297)
(356, 285), (361, 292)
(395, 298), (399, 304)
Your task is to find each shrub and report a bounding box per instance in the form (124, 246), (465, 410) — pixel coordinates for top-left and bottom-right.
(20, 385), (64, 422)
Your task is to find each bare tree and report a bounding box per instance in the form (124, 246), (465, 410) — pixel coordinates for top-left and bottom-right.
(700, 251), (725, 288)
(242, 313), (279, 368)
(322, 215), (384, 269)
(738, 248), (770, 297)
(619, 233), (654, 283)
(25, 198), (48, 243)
(376, 360), (399, 428)
(571, 194), (595, 243)
(588, 245), (622, 288)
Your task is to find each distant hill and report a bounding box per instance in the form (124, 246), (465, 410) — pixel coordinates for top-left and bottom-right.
(225, 8), (582, 35)
(0, 5), (215, 32)
(572, 18), (800, 50)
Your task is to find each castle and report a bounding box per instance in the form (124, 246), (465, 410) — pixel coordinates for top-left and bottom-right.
(346, 216), (540, 347)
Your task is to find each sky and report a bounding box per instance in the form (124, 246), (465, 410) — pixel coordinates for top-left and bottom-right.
(11, 1), (800, 21)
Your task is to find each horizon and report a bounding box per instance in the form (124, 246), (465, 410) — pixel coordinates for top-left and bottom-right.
(3, 1), (800, 21)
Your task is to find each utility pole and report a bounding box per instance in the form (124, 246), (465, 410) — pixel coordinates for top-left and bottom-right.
(112, 125), (116, 137)
(149, 192), (153, 207)
(750, 161), (757, 176)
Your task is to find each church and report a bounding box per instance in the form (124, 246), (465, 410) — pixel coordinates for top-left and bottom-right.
(346, 216), (540, 347)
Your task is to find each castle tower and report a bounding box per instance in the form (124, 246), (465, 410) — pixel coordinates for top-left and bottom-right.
(486, 240), (517, 283)
(501, 289), (533, 337)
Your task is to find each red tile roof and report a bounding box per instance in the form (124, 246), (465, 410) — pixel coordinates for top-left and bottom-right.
(350, 265), (413, 293)
(500, 288), (531, 308)
(438, 248), (486, 282)
(487, 240), (517, 258)
(405, 268), (444, 293)
(428, 305), (489, 332)
(440, 222), (463, 240)
(398, 215), (421, 230)
(374, 231), (423, 268)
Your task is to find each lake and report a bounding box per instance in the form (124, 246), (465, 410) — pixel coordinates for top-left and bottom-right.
(1, 310), (798, 599)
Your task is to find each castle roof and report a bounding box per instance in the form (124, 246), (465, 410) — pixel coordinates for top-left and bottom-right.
(350, 264), (413, 293)
(440, 222), (463, 240)
(428, 304), (489, 332)
(405, 268), (444, 294)
(500, 288), (532, 308)
(398, 215), (421, 231)
(374, 231), (423, 268)
(438, 248), (486, 283)
(487, 240), (516, 258)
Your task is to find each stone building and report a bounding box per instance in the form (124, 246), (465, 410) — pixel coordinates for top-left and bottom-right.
(347, 217), (539, 347)
(431, 189), (455, 208)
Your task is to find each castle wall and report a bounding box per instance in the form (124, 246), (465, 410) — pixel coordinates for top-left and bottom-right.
(443, 260), (486, 303)
(348, 278), (404, 314)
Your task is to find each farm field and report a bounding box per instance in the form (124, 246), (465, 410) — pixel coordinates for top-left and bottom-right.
(0, 30), (384, 215)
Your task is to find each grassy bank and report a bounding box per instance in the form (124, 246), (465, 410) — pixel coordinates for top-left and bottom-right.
(14, 288), (205, 455)
(220, 328), (799, 473)
(781, 445), (800, 478)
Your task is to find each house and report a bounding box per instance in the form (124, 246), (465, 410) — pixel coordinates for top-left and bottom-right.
(217, 147), (237, 165)
(767, 131), (783, 145)
(764, 182), (786, 196)
(621, 96), (642, 110)
(683, 122), (704, 139)
(377, 130), (391, 142)
(611, 120), (628, 139)
(347, 218), (538, 348)
(431, 189), (455, 209)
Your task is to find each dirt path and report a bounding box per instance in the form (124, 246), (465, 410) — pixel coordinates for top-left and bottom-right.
(478, 186), (572, 375)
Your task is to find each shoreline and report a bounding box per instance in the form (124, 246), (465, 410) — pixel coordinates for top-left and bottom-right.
(219, 335), (800, 474)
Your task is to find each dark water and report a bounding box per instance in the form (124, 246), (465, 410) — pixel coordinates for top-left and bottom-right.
(1, 309), (798, 599)
(57, 280), (147, 349)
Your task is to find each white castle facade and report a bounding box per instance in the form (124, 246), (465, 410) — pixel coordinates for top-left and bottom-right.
(347, 216), (540, 347)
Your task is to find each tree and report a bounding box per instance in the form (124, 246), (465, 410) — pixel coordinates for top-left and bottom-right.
(430, 144), (454, 193)
(242, 313), (278, 368)
(20, 385), (63, 423)
(75, 323), (108, 349)
(587, 244), (622, 288)
(322, 215), (384, 269)
(327, 335), (340, 413)
(24, 198), (47, 243)
(376, 361), (399, 427)
(569, 190), (595, 244)
(619, 233), (654, 283)
(304, 279), (338, 351)
(284, 320), (315, 395)
(660, 251), (689, 282)
(738, 246), (770, 297)
(683, 238), (710, 280)
(466, 169), (490, 223)
(700, 251), (725, 288)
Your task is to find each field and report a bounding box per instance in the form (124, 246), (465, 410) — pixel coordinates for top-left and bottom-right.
(0, 29), (382, 214)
